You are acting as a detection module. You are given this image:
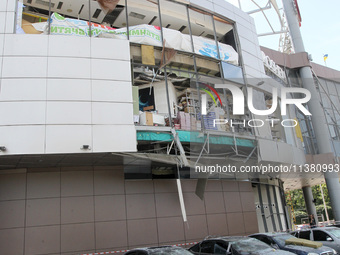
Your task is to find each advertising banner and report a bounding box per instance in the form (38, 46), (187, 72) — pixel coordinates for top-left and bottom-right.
(33, 13), (238, 64)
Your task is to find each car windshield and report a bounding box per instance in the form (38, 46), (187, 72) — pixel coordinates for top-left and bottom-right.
(272, 234), (297, 247)
(232, 238), (271, 253)
(328, 229), (340, 239)
(148, 247), (193, 255)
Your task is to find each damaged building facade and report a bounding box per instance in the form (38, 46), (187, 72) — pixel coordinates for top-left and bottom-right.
(0, 0), (339, 254)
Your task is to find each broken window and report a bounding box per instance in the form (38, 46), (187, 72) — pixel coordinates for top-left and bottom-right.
(19, 0), (127, 36)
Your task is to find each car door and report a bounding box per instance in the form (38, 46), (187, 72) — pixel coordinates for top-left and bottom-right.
(312, 230), (337, 250)
(193, 240), (230, 255)
(296, 230), (312, 240)
(189, 243), (201, 255)
(199, 240), (216, 255)
(214, 241), (230, 255)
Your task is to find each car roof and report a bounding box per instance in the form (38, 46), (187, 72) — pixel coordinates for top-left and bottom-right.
(327, 224), (340, 228)
(126, 246), (183, 253)
(251, 232), (291, 237)
(296, 227), (338, 231)
(314, 227), (338, 230)
(204, 236), (253, 242)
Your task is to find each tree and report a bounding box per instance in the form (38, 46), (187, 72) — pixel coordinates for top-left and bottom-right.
(316, 204), (333, 221)
(294, 210), (308, 224)
(285, 189), (305, 211)
(285, 183), (333, 223)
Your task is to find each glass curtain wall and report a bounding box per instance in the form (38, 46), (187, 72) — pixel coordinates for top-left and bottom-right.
(131, 0), (242, 133)
(287, 69), (318, 154)
(290, 69), (340, 155)
(159, 1), (197, 129)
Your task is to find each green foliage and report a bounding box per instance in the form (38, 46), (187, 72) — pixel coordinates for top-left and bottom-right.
(294, 210), (308, 224)
(312, 184), (331, 205)
(285, 189), (305, 210)
(315, 204), (333, 221)
(285, 184), (333, 222)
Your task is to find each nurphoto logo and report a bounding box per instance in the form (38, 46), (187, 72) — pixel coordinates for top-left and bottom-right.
(201, 84), (311, 128)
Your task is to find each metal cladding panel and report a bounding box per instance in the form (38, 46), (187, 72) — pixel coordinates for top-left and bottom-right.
(0, 34), (136, 155)
(258, 139), (279, 163)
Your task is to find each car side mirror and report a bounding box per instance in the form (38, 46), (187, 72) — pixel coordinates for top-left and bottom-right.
(326, 237), (333, 241)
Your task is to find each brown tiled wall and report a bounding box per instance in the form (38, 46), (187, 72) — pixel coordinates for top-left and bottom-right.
(0, 167), (259, 255)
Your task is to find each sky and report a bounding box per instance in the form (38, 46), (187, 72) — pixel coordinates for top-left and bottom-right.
(226, 0), (340, 71)
(297, 0), (340, 71)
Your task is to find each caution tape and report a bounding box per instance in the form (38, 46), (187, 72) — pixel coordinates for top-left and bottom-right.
(82, 251), (128, 255)
(173, 242), (198, 247)
(81, 242), (198, 255)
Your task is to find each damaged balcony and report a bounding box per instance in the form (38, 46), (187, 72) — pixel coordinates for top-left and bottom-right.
(130, 44), (257, 168)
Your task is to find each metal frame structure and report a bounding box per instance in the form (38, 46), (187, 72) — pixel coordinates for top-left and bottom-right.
(239, 0), (294, 53)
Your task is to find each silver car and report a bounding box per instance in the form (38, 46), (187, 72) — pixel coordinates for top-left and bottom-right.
(250, 232), (337, 255)
(291, 227), (340, 253)
(188, 236), (295, 255)
(125, 246), (194, 255)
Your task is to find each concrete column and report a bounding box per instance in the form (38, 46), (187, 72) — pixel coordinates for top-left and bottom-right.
(283, 0), (340, 222)
(324, 172), (340, 223)
(302, 186), (318, 224)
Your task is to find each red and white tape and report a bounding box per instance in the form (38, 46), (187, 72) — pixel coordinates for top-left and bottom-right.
(83, 251), (129, 255)
(173, 242), (198, 247)
(81, 242), (198, 255)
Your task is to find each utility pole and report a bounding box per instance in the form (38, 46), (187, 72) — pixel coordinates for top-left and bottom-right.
(320, 184), (330, 224)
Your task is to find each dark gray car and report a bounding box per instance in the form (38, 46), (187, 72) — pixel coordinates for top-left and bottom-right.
(250, 232), (337, 255)
(291, 227), (340, 253)
(125, 246), (194, 255)
(188, 236), (295, 255)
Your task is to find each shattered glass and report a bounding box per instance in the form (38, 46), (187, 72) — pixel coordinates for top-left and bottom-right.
(148, 247), (193, 255)
(272, 234), (297, 247)
(231, 238), (276, 253)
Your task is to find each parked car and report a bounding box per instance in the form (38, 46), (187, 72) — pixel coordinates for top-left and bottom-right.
(124, 246), (194, 255)
(188, 236), (295, 255)
(291, 227), (340, 254)
(250, 232), (337, 255)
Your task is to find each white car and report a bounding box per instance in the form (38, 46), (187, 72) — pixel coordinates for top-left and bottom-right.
(291, 227), (340, 253)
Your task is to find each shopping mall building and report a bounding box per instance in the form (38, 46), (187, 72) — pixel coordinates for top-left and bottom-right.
(0, 0), (339, 254)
